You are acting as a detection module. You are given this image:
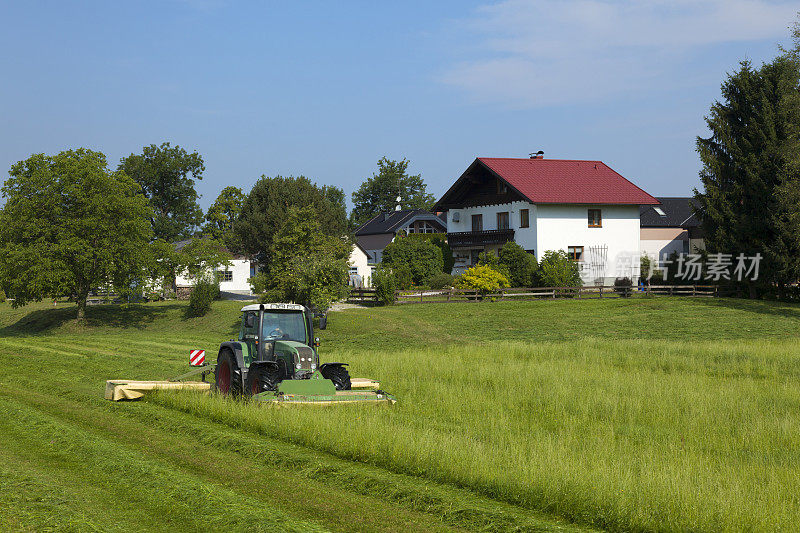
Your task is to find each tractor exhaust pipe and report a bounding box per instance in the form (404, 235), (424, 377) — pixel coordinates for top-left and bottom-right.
(257, 303), (265, 361)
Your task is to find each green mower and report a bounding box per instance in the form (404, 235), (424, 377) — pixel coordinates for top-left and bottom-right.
(215, 303), (395, 405)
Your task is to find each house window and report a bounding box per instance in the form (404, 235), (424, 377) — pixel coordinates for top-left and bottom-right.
(567, 246), (584, 261)
(470, 249), (483, 265)
(588, 209), (602, 228)
(519, 209), (529, 228)
(497, 180), (508, 194)
(217, 270), (233, 282)
(497, 212), (510, 230)
(472, 214), (483, 232)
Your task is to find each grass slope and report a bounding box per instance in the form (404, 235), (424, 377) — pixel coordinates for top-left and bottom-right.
(2, 297), (800, 531)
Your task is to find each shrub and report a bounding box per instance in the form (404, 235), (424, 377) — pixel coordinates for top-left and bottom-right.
(188, 278), (220, 317)
(614, 277), (633, 297)
(371, 266), (397, 305)
(536, 250), (582, 288)
(498, 241), (538, 287)
(0, 290), (6, 303)
(428, 273), (454, 290)
(404, 233), (454, 274)
(477, 251), (510, 278)
(458, 264), (510, 296)
(394, 264), (413, 290)
(382, 236), (444, 285)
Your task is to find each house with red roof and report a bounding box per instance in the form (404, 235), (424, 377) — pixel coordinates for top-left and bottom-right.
(433, 154), (660, 284)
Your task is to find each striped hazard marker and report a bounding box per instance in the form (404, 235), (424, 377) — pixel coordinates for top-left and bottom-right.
(189, 349), (206, 366)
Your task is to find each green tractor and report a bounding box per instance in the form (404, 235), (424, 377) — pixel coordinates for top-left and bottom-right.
(215, 303), (394, 404)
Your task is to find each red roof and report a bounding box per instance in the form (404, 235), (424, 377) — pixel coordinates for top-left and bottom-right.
(478, 157), (659, 205)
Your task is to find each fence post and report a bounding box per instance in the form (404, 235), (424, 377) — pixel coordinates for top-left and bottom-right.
(599, 286), (603, 298)
(578, 286), (581, 299)
(447, 288), (452, 302)
(692, 285), (696, 297)
(420, 290), (424, 303)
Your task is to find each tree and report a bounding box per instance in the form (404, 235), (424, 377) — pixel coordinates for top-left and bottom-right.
(350, 157), (436, 228)
(249, 206), (349, 311)
(234, 176), (347, 272)
(119, 142), (205, 242)
(537, 250), (582, 288)
(498, 241), (538, 287)
(381, 236), (443, 286)
(202, 186), (245, 251)
(0, 149), (153, 320)
(404, 233), (454, 274)
(695, 53), (800, 297)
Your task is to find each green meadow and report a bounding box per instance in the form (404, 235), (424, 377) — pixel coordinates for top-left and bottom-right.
(1, 297), (800, 531)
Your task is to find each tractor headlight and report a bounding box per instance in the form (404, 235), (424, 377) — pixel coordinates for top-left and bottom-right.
(296, 363), (302, 369)
(311, 364), (316, 370)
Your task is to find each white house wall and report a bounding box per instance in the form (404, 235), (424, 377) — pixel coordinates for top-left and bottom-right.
(536, 204), (641, 283)
(348, 246), (374, 287)
(176, 258), (256, 294)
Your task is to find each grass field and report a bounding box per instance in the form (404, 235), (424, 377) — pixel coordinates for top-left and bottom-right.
(1, 297), (800, 531)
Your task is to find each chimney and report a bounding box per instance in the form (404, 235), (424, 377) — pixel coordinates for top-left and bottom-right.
(529, 150), (544, 159)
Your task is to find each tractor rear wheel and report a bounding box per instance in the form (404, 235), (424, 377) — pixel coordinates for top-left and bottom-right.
(246, 364), (281, 395)
(321, 365), (351, 390)
(215, 349), (242, 396)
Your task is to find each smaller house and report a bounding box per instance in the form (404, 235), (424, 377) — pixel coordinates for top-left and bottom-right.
(640, 197), (704, 259)
(348, 242), (374, 288)
(174, 239), (258, 299)
(354, 208), (447, 264)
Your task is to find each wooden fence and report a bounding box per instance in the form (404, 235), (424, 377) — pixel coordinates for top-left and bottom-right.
(348, 284), (731, 304)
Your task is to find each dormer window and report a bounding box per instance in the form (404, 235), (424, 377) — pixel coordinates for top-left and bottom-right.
(497, 180), (508, 194)
(653, 207), (666, 216)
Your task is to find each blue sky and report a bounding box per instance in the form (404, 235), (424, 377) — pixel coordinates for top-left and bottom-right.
(1, 1), (797, 209)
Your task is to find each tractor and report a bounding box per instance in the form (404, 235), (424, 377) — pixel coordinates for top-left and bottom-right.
(215, 303), (351, 396)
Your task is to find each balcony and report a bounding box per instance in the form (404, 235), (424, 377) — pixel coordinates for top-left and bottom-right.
(447, 229), (515, 247)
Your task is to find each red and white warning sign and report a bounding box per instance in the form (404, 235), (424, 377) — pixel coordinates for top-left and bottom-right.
(189, 349), (206, 366)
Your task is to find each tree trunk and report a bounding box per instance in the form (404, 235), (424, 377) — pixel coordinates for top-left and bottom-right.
(76, 285), (90, 321)
(748, 282), (757, 300)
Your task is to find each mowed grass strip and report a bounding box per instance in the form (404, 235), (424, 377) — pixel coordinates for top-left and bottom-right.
(156, 338), (800, 532)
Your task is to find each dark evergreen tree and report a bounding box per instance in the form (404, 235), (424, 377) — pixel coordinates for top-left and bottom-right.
(694, 53), (800, 297)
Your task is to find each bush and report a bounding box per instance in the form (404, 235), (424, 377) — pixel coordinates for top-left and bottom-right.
(498, 241), (538, 287)
(428, 273), (454, 290)
(477, 251), (510, 278)
(0, 290), (6, 303)
(404, 233), (454, 274)
(614, 277), (633, 297)
(188, 278), (220, 317)
(536, 250), (582, 288)
(394, 264), (413, 290)
(371, 266), (397, 305)
(458, 264), (510, 296)
(382, 236), (444, 285)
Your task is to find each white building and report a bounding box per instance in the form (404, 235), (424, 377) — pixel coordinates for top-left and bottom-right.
(173, 239), (257, 298)
(434, 156), (660, 284)
(348, 243), (374, 288)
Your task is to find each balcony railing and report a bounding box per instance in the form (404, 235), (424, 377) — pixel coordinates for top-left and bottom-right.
(447, 229), (515, 247)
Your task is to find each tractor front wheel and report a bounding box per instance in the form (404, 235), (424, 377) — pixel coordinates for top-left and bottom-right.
(215, 349), (242, 396)
(247, 364), (281, 395)
(321, 365), (351, 390)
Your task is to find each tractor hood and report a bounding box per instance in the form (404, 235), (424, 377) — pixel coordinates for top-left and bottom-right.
(273, 340), (316, 372)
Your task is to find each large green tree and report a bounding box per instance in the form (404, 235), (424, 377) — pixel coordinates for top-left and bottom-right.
(694, 53), (800, 297)
(202, 186), (245, 251)
(234, 175), (347, 271)
(349, 157), (436, 228)
(249, 206), (349, 311)
(0, 149), (153, 319)
(119, 142), (205, 242)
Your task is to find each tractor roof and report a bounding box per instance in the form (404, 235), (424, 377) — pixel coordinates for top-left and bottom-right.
(240, 303), (306, 312)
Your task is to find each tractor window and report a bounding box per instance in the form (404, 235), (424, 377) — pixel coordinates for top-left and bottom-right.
(260, 311), (307, 343)
(239, 312), (258, 341)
